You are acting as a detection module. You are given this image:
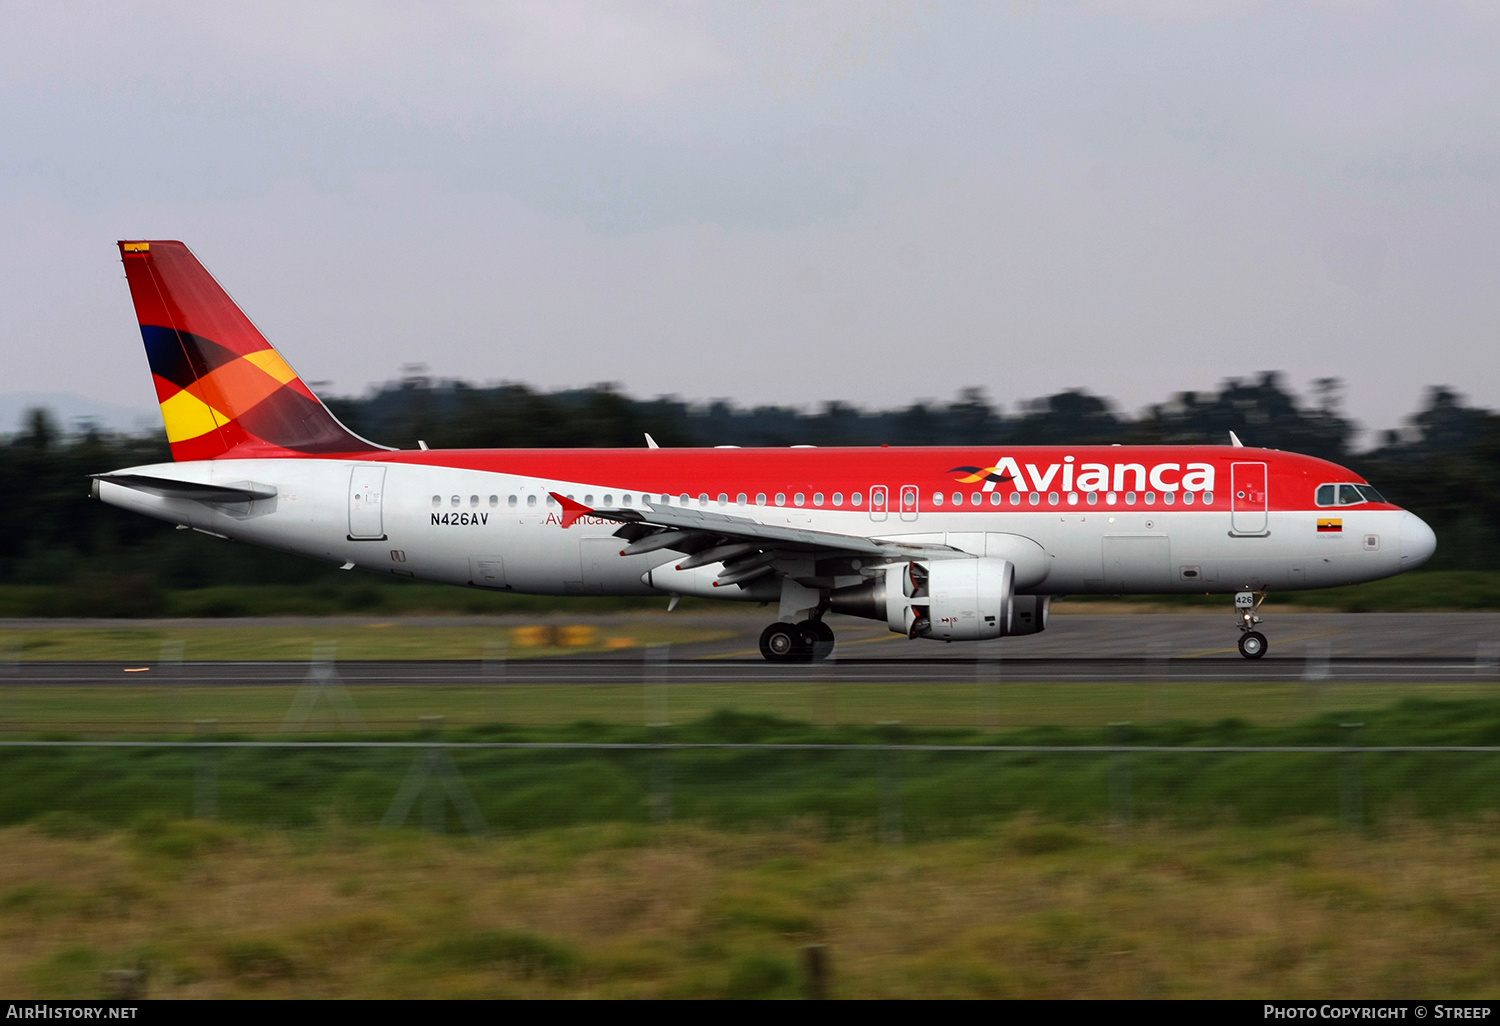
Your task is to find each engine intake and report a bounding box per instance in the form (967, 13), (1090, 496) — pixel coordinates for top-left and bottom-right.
(832, 558), (1020, 641)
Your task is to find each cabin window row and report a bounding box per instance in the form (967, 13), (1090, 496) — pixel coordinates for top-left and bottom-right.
(934, 490), (1213, 507)
(431, 490), (1214, 510)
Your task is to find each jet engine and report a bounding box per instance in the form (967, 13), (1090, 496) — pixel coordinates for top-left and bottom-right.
(832, 558), (1016, 640)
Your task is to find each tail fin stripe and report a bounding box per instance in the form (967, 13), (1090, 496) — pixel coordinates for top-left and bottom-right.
(118, 240), (387, 460)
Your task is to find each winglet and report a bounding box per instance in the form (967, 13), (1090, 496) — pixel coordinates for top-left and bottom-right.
(645, 433), (660, 449)
(1229, 430), (1245, 448)
(550, 492), (593, 528)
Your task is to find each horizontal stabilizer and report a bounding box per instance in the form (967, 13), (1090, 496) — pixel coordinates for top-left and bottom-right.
(92, 473), (277, 503)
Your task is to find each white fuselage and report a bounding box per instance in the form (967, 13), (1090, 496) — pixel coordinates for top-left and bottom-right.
(97, 458), (1431, 601)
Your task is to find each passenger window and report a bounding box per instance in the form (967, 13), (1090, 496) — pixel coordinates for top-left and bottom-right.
(680, 494), (690, 505)
(794, 493), (805, 506)
(507, 495), (517, 507)
(813, 492), (824, 506)
(1163, 492), (1175, 506)
(622, 494), (632, 506)
(699, 493), (709, 506)
(431, 495), (441, 508)
(1144, 492), (1156, 505)
(757, 493), (767, 506)
(990, 492), (1001, 506)
(1125, 492), (1136, 505)
(526, 495), (537, 508)
(470, 495), (479, 508)
(451, 495), (460, 507)
(489, 495), (498, 507)
(1011, 493), (1022, 506)
(1048, 492), (1059, 505)
(932, 492), (944, 506)
(1087, 492), (1098, 506)
(832, 493), (843, 506)
(603, 494), (613, 506)
(1203, 491), (1213, 505)
(952, 491), (963, 506)
(717, 493), (727, 505)
(775, 493), (786, 506)
(853, 492), (863, 506)
(737, 493), (747, 505)
(1339, 484), (1365, 505)
(1182, 492), (1194, 506)
(546, 495), (556, 506)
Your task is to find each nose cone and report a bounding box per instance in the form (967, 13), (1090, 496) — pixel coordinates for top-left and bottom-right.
(1399, 513), (1437, 569)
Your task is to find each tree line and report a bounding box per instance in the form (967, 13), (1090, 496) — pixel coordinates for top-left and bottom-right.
(2, 372), (1495, 605)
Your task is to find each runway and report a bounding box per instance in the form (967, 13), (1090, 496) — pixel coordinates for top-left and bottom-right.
(3, 614), (1498, 686)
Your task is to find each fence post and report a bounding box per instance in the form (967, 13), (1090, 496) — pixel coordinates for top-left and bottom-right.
(1146, 642), (1172, 724)
(158, 639), (185, 733)
(1109, 722), (1133, 827)
(879, 722), (903, 845)
(645, 646), (672, 824)
(802, 944), (830, 999)
(381, 716), (490, 838)
(281, 642), (365, 732)
(1340, 722), (1365, 829)
(482, 638), (508, 724)
(1476, 643), (1499, 680)
(975, 650), (1000, 729)
(1304, 642), (1331, 683)
(193, 719), (218, 820)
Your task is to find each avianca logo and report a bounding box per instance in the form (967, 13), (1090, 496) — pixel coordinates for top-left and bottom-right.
(950, 456), (1216, 493)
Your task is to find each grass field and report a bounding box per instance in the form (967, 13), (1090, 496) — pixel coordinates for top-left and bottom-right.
(6, 816), (1500, 998)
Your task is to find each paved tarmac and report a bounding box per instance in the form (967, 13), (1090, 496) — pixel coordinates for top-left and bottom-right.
(3, 613), (1498, 686)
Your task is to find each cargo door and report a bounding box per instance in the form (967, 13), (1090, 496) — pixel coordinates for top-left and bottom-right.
(1231, 462), (1269, 535)
(1103, 536), (1172, 591)
(348, 466), (386, 540)
(468, 556), (507, 589)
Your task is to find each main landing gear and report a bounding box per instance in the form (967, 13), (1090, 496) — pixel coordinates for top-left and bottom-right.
(1235, 590), (1268, 659)
(759, 619), (835, 663)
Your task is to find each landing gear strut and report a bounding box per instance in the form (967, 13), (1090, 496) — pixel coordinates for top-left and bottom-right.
(1235, 590), (1268, 659)
(758, 619), (836, 663)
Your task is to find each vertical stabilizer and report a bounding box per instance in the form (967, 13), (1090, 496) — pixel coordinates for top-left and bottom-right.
(117, 240), (386, 460)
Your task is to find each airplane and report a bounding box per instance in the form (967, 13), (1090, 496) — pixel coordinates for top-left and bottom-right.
(93, 240), (1437, 662)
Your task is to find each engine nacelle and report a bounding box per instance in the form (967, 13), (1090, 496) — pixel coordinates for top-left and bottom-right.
(1007, 595), (1050, 636)
(843, 558), (1015, 640)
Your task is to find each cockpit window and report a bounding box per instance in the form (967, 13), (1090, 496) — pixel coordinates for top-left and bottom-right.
(1317, 482), (1386, 507)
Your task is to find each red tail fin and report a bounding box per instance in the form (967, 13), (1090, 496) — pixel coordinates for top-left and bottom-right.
(117, 240), (386, 460)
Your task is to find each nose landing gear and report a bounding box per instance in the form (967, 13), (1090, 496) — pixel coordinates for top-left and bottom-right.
(1235, 590), (1268, 659)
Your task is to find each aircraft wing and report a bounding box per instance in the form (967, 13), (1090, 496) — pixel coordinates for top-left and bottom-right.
(550, 492), (969, 588)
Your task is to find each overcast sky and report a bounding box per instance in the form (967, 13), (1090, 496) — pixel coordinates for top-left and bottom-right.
(3, 1), (1498, 441)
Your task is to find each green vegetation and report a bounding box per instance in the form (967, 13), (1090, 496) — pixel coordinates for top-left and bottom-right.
(5, 699), (1500, 833)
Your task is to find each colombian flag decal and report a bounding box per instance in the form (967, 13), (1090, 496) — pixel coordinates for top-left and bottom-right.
(1317, 518), (1343, 533)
